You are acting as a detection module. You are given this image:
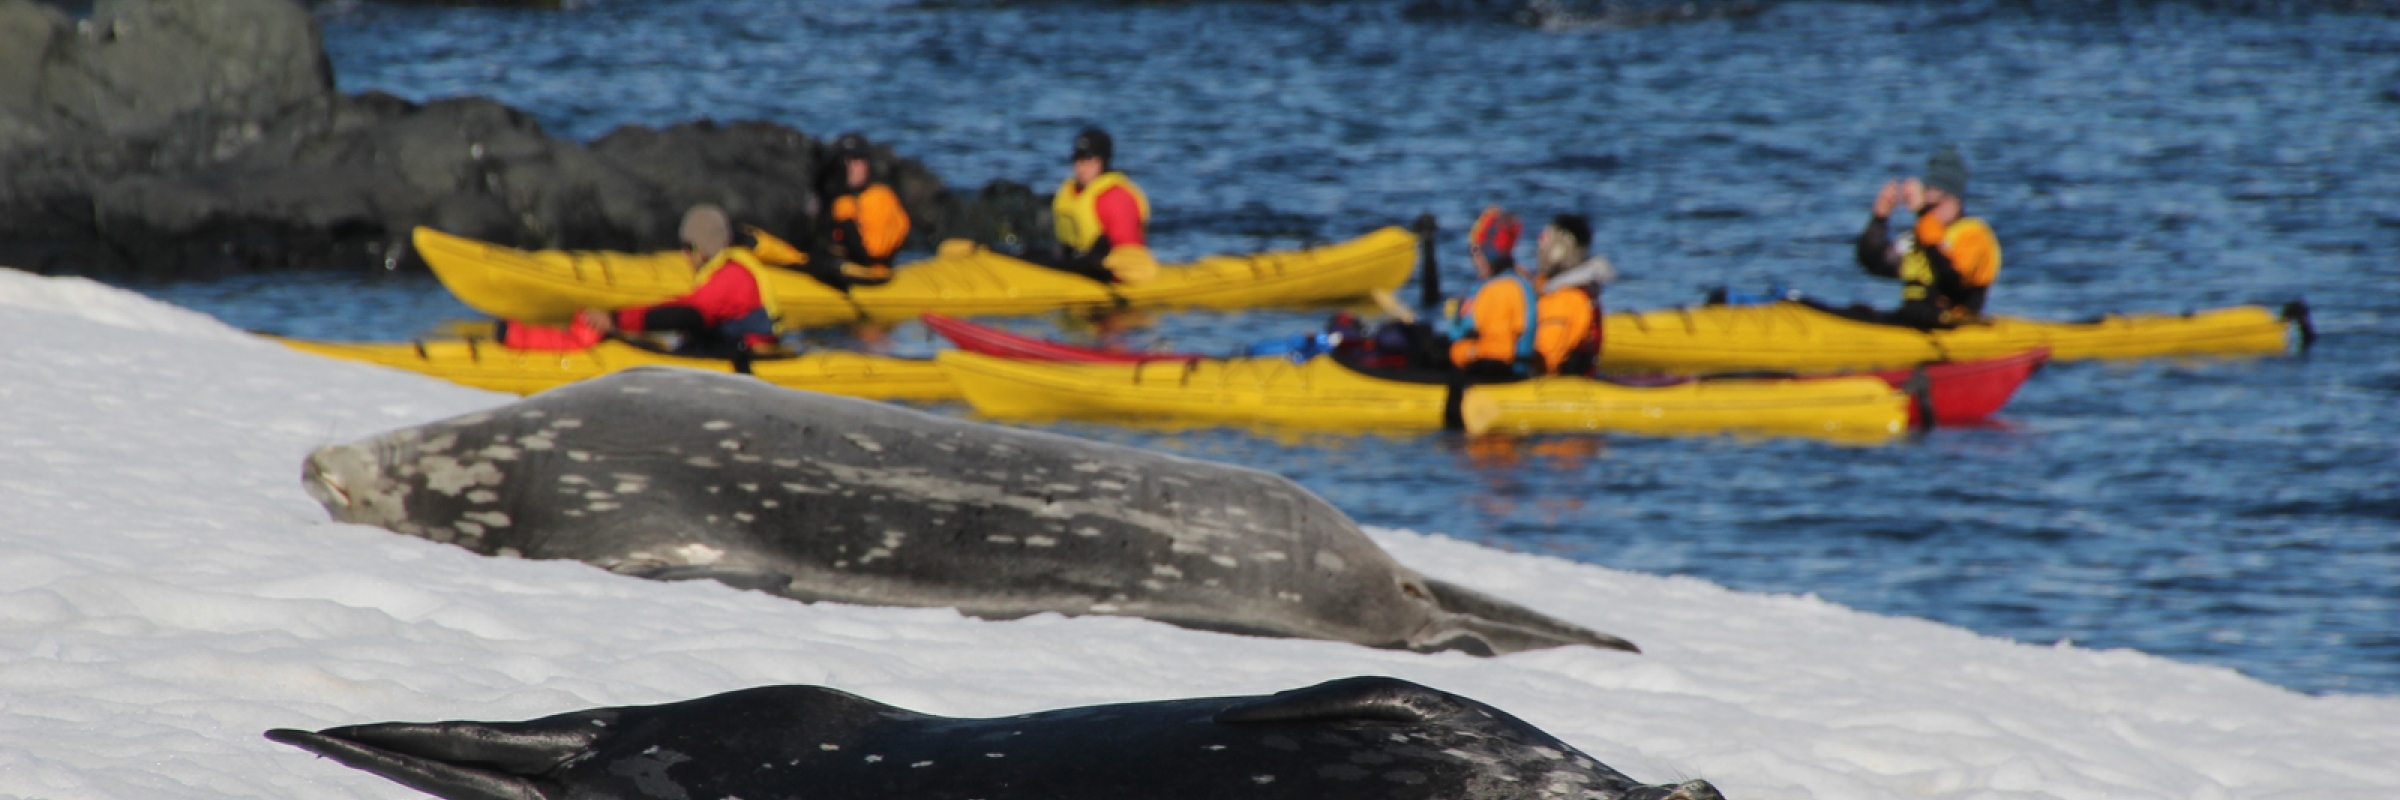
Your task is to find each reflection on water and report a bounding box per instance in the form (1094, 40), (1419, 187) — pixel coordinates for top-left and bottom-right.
(118, 0), (2400, 695)
(1456, 435), (1609, 525)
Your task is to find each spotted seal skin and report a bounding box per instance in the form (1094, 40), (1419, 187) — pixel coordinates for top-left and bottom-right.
(301, 367), (1634, 656)
(267, 676), (1723, 800)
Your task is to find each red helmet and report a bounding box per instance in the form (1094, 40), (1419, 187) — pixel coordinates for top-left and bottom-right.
(1469, 208), (1522, 254)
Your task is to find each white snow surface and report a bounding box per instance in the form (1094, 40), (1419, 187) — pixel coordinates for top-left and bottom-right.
(0, 268), (2393, 800)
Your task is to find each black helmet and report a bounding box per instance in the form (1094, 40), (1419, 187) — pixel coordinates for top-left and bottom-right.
(1070, 127), (1113, 164)
(833, 132), (872, 161)
(1550, 214), (1593, 248)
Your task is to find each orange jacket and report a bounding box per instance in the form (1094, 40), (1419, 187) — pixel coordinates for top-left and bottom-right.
(1449, 275), (1539, 370)
(1914, 214), (1999, 288)
(1532, 286), (1600, 375)
(831, 183), (910, 267)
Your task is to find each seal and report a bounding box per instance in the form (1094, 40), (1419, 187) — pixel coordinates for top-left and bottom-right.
(302, 367), (1635, 656)
(266, 675), (1725, 800)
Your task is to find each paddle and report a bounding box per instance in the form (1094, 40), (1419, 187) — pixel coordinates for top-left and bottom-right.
(1369, 289), (1419, 325)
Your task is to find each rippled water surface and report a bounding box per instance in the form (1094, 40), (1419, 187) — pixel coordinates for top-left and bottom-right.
(132, 0), (2399, 694)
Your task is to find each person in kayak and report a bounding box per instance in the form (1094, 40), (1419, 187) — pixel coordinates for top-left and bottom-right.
(571, 205), (785, 359)
(1530, 215), (1617, 376)
(801, 132), (912, 290)
(1035, 127), (1158, 284)
(1450, 211), (1612, 376)
(1855, 146), (2001, 329)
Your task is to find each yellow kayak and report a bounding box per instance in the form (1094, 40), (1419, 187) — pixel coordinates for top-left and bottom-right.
(1600, 300), (2305, 374)
(276, 337), (956, 400)
(936, 350), (1910, 441)
(415, 226), (1419, 327)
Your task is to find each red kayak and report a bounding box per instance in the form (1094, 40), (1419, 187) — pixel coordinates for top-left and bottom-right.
(922, 313), (1204, 364)
(920, 313), (2047, 426)
(1853, 348), (2048, 426)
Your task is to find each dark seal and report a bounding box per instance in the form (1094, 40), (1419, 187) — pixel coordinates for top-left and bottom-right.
(267, 676), (1724, 800)
(302, 368), (1635, 656)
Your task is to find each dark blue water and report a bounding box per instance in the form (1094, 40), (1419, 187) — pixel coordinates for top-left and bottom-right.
(130, 0), (2399, 695)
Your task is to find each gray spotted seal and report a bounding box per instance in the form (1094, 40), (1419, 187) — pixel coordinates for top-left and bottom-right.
(267, 675), (1723, 800)
(302, 368), (1634, 656)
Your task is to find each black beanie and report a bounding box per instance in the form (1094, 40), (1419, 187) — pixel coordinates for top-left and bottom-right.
(1551, 214), (1593, 248)
(1071, 127), (1114, 164)
(1926, 146), (1968, 197)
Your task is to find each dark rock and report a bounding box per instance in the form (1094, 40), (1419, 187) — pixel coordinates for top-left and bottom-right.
(0, 0), (1026, 279)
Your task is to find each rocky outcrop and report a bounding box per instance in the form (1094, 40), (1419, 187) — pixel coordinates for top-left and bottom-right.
(0, 0), (1028, 279)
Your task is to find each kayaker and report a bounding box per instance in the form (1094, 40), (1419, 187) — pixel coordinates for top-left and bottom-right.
(1037, 127), (1158, 284)
(805, 132), (912, 289)
(575, 205), (784, 359)
(1444, 210), (1552, 375)
(1855, 146), (2002, 329)
(1531, 215), (1617, 376)
(1450, 212), (1616, 376)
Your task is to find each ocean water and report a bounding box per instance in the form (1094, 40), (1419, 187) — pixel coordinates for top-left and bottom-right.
(130, 0), (2398, 695)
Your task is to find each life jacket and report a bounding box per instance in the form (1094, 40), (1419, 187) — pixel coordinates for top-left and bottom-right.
(1448, 274), (1541, 373)
(694, 248), (784, 343)
(1052, 171), (1150, 253)
(829, 183), (910, 280)
(1536, 285), (1603, 376)
(1898, 216), (1999, 305)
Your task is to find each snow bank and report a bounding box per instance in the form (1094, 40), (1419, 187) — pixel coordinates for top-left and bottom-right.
(0, 270), (253, 342)
(1, 270), (2392, 800)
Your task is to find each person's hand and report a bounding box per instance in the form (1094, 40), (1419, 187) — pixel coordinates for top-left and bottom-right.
(1873, 180), (1902, 217)
(576, 308), (615, 334)
(1902, 178), (1925, 212)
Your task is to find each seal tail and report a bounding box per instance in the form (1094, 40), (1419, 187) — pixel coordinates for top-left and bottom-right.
(1412, 576), (1641, 655)
(266, 715), (606, 800)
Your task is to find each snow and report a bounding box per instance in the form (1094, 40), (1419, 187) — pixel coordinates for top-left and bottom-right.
(1, 267), (2393, 800)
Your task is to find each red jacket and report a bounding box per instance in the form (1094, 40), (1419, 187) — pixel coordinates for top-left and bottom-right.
(1094, 186), (1144, 248)
(615, 258), (773, 345)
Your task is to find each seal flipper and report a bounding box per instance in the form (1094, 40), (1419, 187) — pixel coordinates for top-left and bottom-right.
(632, 564), (797, 594)
(1211, 676), (1463, 725)
(1623, 780), (1729, 800)
(1412, 576), (1640, 654)
(266, 713), (608, 800)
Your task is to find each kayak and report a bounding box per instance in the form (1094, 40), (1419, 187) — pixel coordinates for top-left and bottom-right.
(413, 225), (1419, 328)
(921, 312), (1196, 364)
(275, 337), (956, 400)
(1862, 348), (2047, 426)
(934, 350), (1912, 441)
(919, 313), (2047, 426)
(1599, 300), (2306, 373)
